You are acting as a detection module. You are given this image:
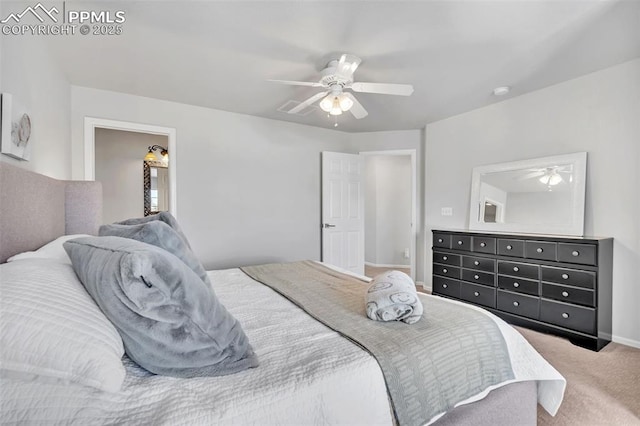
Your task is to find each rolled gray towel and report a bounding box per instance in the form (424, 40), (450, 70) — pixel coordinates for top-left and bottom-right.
(365, 270), (423, 324)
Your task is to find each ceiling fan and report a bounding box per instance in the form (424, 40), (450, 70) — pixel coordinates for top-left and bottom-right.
(269, 54), (414, 120)
(518, 165), (573, 186)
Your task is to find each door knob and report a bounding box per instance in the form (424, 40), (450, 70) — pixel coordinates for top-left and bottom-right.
(323, 223), (336, 228)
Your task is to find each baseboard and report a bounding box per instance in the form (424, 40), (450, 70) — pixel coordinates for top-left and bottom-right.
(365, 261), (410, 269)
(612, 334), (640, 349)
(416, 281), (430, 292)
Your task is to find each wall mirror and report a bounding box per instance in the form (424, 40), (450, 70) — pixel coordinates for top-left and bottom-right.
(468, 152), (587, 236)
(143, 160), (169, 216)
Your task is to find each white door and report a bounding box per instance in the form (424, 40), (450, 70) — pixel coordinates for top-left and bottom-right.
(321, 152), (365, 275)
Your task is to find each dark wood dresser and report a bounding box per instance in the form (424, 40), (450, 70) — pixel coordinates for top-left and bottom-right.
(431, 229), (613, 351)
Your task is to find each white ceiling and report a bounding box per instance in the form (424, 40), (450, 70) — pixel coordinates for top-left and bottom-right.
(43, 0), (640, 132)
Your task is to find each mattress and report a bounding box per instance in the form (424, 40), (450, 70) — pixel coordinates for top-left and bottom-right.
(0, 266), (565, 425)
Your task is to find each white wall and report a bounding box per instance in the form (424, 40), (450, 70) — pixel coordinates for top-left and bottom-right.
(425, 59), (640, 347)
(71, 86), (351, 269)
(506, 191), (570, 225)
(0, 31), (71, 179)
(365, 155), (411, 266)
(94, 128), (168, 224)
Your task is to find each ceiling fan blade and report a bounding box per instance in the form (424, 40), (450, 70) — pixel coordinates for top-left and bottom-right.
(351, 82), (414, 96)
(288, 91), (328, 114)
(343, 93), (368, 119)
(268, 79), (323, 87)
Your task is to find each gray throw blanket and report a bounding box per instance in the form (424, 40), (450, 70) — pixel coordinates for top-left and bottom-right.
(366, 270), (423, 324)
(242, 261), (514, 426)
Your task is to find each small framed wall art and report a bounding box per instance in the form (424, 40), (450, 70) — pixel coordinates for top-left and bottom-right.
(1, 93), (32, 161)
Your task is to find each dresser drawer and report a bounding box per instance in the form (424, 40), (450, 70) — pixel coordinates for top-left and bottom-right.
(472, 237), (496, 254)
(460, 282), (496, 309)
(497, 275), (539, 296)
(541, 283), (595, 307)
(461, 269), (495, 287)
(540, 299), (596, 334)
(433, 251), (461, 266)
(433, 233), (452, 249)
(497, 290), (539, 320)
(497, 239), (525, 257)
(433, 264), (460, 279)
(451, 235), (472, 251)
(433, 276), (460, 298)
(525, 241), (557, 261)
(558, 243), (597, 266)
(498, 261), (539, 280)
(462, 255), (495, 273)
(541, 266), (595, 289)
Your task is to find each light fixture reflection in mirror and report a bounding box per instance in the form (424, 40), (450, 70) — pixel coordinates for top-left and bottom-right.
(469, 152), (587, 236)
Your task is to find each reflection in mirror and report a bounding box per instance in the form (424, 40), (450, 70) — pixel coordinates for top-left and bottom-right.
(469, 152), (587, 236)
(144, 161), (169, 216)
(483, 202), (498, 223)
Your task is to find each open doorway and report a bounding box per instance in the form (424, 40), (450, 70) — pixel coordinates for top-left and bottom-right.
(94, 128), (169, 224)
(83, 118), (177, 223)
(361, 150), (416, 281)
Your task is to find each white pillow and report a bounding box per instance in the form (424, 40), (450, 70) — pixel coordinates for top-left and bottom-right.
(0, 259), (126, 392)
(6, 234), (91, 264)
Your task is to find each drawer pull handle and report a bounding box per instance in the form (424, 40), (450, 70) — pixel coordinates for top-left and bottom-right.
(562, 312), (569, 319)
(513, 282), (520, 288)
(562, 291), (569, 297)
(562, 273), (569, 280)
(513, 301), (519, 307)
(474, 274), (480, 280)
(513, 266), (519, 272)
(442, 256), (448, 261)
(536, 247), (543, 253)
(474, 261), (480, 266)
(438, 238), (443, 243)
(443, 268), (448, 273)
(506, 245), (513, 250)
(572, 250), (580, 257)
(442, 284), (448, 289)
(457, 240), (463, 245)
(480, 242), (486, 247)
(474, 291), (480, 297)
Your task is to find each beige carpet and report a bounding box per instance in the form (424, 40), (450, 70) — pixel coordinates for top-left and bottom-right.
(514, 327), (640, 425)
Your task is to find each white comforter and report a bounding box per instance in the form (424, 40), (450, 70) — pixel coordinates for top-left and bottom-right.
(0, 267), (565, 425)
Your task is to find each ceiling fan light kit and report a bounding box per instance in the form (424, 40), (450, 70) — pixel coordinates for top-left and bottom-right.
(270, 53), (414, 124)
(319, 93), (354, 115)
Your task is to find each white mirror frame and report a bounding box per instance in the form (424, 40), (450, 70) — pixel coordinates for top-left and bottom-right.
(468, 152), (587, 236)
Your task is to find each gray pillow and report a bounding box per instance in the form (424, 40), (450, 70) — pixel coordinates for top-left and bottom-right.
(64, 236), (259, 378)
(99, 220), (210, 286)
(116, 212), (192, 249)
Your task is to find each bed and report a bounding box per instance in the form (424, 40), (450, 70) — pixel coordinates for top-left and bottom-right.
(0, 162), (565, 425)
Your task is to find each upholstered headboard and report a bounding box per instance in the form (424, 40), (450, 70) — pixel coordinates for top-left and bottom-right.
(0, 162), (102, 263)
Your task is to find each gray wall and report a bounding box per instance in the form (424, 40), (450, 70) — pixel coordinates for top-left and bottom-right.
(71, 88), (427, 281)
(425, 58), (640, 347)
(365, 155), (411, 266)
(0, 29), (71, 179)
(71, 86), (351, 270)
(94, 128), (168, 224)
